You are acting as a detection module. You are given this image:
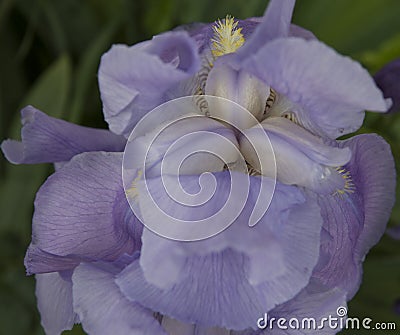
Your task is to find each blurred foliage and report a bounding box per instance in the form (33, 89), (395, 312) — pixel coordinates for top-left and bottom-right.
(0, 0), (399, 334)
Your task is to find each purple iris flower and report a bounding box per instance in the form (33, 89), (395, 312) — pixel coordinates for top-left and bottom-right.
(1, 0), (396, 334)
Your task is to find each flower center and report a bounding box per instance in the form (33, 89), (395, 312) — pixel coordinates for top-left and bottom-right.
(190, 16), (355, 196)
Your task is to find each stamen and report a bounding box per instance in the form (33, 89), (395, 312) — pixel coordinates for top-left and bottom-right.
(211, 15), (245, 58)
(332, 166), (355, 197)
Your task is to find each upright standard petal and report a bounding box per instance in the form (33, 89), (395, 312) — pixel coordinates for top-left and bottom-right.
(117, 176), (322, 330)
(31, 152), (138, 261)
(36, 271), (78, 335)
(313, 134), (395, 298)
(99, 31), (201, 136)
(242, 38), (388, 139)
(72, 262), (166, 335)
(1, 106), (126, 164)
(236, 0), (296, 60)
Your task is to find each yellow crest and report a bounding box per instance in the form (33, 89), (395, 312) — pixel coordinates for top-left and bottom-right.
(211, 15), (245, 58)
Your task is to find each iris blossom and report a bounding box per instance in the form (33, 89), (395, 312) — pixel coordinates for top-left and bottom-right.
(1, 0), (396, 334)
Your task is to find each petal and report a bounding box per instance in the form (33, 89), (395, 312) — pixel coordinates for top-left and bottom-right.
(241, 20), (316, 40)
(340, 134), (396, 264)
(231, 286), (346, 335)
(242, 38), (388, 139)
(248, 281), (347, 335)
(311, 191), (363, 299)
(36, 271), (78, 335)
(236, 0), (296, 60)
(131, 171), (249, 244)
(32, 152), (139, 261)
(261, 118), (351, 166)
(117, 177), (322, 330)
(313, 134), (395, 298)
(289, 24), (316, 40)
(239, 117), (351, 194)
(99, 31), (201, 136)
(1, 106), (126, 164)
(72, 262), (166, 335)
(25, 244), (79, 275)
(124, 115), (240, 178)
(205, 60), (269, 123)
(148, 32), (200, 74)
(374, 58), (400, 113)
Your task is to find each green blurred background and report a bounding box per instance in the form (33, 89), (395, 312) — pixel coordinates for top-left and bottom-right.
(0, 0), (399, 334)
